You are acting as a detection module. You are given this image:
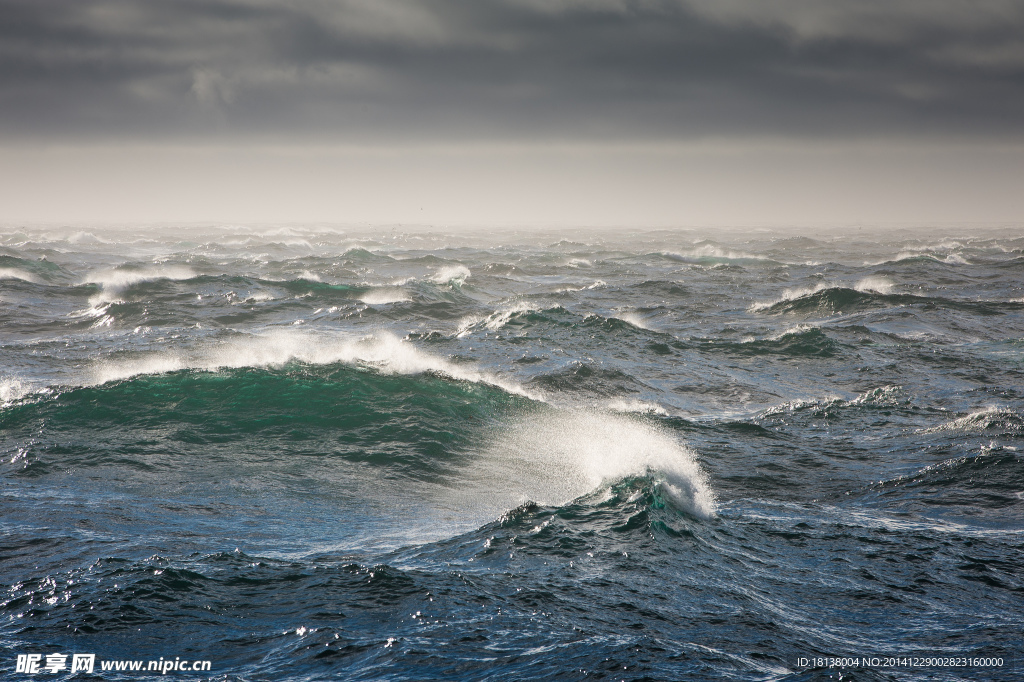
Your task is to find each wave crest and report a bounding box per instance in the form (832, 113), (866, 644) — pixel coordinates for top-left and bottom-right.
(89, 330), (541, 400)
(923, 407), (1023, 435)
(359, 287), (412, 305)
(431, 265), (471, 285)
(83, 265), (195, 305)
(471, 411), (716, 519)
(0, 268), (41, 283)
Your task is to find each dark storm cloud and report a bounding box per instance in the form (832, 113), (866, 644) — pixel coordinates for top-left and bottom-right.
(1, 0), (1023, 140)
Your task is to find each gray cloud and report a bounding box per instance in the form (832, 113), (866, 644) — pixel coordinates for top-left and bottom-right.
(1, 0), (1023, 141)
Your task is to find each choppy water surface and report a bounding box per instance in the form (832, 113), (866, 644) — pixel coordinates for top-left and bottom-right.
(2, 225), (1022, 680)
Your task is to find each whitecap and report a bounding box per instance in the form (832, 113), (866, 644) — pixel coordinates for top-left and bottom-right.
(431, 265), (470, 285)
(89, 330), (543, 401)
(922, 406), (1019, 433)
(360, 288), (412, 305)
(458, 302), (547, 337)
(0, 377), (27, 405)
(469, 411), (715, 519)
(83, 265), (195, 305)
(68, 231), (108, 244)
(0, 268), (40, 284)
(665, 244), (766, 262)
(748, 282), (831, 312)
(555, 280), (605, 293)
(613, 312), (649, 329)
(854, 276), (895, 295)
(760, 324), (817, 342)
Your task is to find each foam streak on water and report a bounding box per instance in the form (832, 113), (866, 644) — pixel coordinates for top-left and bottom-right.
(1, 225), (1023, 681)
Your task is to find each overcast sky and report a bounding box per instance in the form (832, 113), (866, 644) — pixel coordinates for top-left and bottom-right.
(2, 0), (1023, 225)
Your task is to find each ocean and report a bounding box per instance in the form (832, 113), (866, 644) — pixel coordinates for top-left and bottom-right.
(1, 225), (1022, 680)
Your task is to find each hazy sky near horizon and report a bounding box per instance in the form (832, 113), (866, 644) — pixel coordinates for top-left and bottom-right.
(2, 0), (1023, 225)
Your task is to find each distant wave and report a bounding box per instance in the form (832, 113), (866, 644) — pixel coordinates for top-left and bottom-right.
(457, 303), (570, 336)
(0, 255), (64, 283)
(85, 330), (540, 401)
(921, 406), (1024, 435)
(554, 280), (605, 293)
(750, 284), (1019, 316)
(659, 244), (772, 265)
(757, 385), (909, 419)
(0, 267), (41, 283)
(67, 231), (110, 245)
(868, 248), (971, 266)
(686, 326), (839, 359)
(749, 277), (892, 313)
(874, 448), (1023, 505)
(82, 265), (195, 305)
(748, 283), (832, 312)
(340, 246), (394, 262)
(458, 304), (654, 338)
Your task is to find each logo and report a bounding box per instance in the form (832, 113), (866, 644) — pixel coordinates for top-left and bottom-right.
(15, 654), (94, 674)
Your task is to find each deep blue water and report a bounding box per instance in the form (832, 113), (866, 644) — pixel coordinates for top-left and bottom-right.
(2, 225), (1023, 680)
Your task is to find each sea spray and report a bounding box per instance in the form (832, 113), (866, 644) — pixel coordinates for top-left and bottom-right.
(464, 410), (715, 520)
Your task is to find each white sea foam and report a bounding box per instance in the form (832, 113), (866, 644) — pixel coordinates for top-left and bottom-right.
(613, 312), (650, 329)
(750, 277), (895, 312)
(89, 330), (542, 401)
(872, 247), (968, 266)
(665, 244), (765, 262)
(431, 265), (471, 285)
(68, 231), (108, 244)
(889, 250), (932, 264)
(758, 395), (845, 417)
(854, 276), (895, 295)
(470, 411), (715, 519)
(761, 324), (817, 341)
(851, 385), (906, 407)
(83, 265), (195, 305)
(360, 288), (412, 305)
(555, 280), (605, 293)
(0, 377), (28, 405)
(245, 291), (277, 302)
(0, 268), (40, 283)
(458, 301), (545, 336)
(606, 398), (669, 416)
(455, 315), (486, 337)
(922, 406), (1018, 433)
(748, 282), (831, 312)
(486, 302), (541, 329)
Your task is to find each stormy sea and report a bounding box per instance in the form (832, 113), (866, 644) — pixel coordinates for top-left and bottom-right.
(1, 225), (1022, 681)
